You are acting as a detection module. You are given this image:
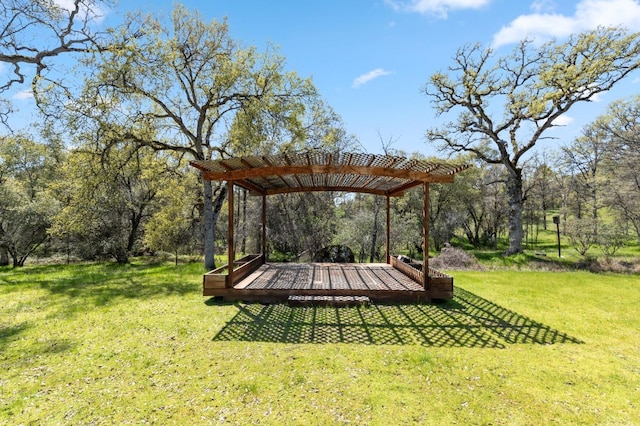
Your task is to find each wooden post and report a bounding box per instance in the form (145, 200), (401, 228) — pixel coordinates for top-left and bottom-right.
(227, 181), (234, 287)
(423, 183), (430, 290)
(262, 194), (267, 264)
(386, 195), (390, 264)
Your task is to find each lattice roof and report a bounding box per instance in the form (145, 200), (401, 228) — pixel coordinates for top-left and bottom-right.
(190, 151), (468, 197)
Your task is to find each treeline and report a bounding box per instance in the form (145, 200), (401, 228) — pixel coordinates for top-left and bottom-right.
(1, 93), (639, 267)
(1, 2), (639, 267)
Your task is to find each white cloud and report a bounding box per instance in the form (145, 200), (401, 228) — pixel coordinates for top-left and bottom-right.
(352, 68), (393, 88)
(530, 0), (556, 13)
(493, 0), (640, 47)
(552, 114), (574, 126)
(385, 0), (491, 18)
(52, 0), (107, 23)
(13, 90), (34, 100)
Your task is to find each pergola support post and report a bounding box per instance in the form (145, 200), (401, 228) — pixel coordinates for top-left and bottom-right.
(227, 181), (234, 288)
(386, 195), (390, 264)
(423, 183), (430, 291)
(261, 194), (267, 264)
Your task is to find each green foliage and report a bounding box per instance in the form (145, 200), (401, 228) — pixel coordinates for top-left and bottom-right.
(426, 26), (640, 255)
(50, 146), (174, 263)
(0, 134), (61, 266)
(264, 192), (337, 260)
(565, 218), (598, 256)
(144, 170), (201, 264)
(1, 263), (638, 424)
(597, 221), (630, 257)
(335, 194), (385, 262)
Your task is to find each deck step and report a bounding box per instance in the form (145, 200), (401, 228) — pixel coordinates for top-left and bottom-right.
(287, 295), (370, 307)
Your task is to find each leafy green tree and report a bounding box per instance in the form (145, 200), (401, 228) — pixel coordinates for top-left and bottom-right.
(597, 222), (629, 257)
(566, 217), (598, 256)
(425, 26), (640, 255)
(595, 97), (640, 243)
(335, 194), (385, 263)
(561, 123), (610, 227)
(54, 4), (321, 270)
(267, 192), (337, 261)
(527, 154), (561, 231)
(144, 169), (201, 264)
(0, 134), (60, 266)
(50, 145), (170, 263)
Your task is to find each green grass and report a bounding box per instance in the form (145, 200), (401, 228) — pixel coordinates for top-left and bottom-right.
(1, 261), (639, 424)
(460, 228), (640, 270)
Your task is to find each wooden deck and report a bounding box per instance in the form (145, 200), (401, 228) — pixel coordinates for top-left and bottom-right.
(203, 262), (450, 304)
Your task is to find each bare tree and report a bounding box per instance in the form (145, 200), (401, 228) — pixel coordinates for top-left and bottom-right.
(425, 26), (640, 255)
(0, 0), (113, 123)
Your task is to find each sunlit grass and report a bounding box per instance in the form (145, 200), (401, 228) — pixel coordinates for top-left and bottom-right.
(1, 262), (638, 424)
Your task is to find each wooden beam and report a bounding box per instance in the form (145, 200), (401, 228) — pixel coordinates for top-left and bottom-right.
(233, 178), (266, 196)
(423, 183), (430, 291)
(265, 185), (389, 196)
(386, 180), (424, 197)
(261, 194), (267, 263)
(201, 164), (455, 183)
(227, 181), (234, 288)
(386, 195), (390, 264)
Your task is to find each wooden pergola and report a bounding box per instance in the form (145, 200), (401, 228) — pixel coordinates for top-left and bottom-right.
(190, 151), (468, 304)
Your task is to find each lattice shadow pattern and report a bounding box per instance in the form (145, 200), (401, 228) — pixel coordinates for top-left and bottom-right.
(211, 287), (584, 348)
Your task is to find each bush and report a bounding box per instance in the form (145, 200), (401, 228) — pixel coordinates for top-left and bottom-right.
(430, 244), (483, 270)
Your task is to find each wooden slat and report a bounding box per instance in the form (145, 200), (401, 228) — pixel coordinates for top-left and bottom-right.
(265, 185), (388, 196)
(202, 164), (454, 183)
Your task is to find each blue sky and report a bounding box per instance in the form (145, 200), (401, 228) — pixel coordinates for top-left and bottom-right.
(6, 0), (640, 157)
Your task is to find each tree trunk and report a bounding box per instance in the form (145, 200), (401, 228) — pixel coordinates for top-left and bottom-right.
(114, 247), (129, 264)
(0, 247), (8, 266)
(203, 179), (216, 270)
(241, 189), (247, 255)
(505, 168), (524, 256)
(127, 210), (143, 253)
(369, 196), (380, 263)
(202, 182), (227, 270)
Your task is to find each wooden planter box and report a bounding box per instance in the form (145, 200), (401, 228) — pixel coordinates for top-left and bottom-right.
(390, 255), (454, 299)
(203, 254), (264, 291)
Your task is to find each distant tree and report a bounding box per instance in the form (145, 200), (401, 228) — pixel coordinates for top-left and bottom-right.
(429, 182), (462, 252)
(560, 123), (610, 229)
(267, 192), (337, 261)
(336, 194), (385, 263)
(595, 97), (640, 243)
(528, 154), (560, 231)
(597, 222), (629, 257)
(0, 134), (60, 266)
(566, 218), (598, 256)
(50, 144), (170, 264)
(144, 170), (201, 265)
(425, 26), (640, 255)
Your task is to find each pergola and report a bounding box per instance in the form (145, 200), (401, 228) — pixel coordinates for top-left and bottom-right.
(190, 151), (468, 304)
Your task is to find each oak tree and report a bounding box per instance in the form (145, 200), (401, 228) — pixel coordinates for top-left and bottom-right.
(425, 26), (640, 255)
(57, 4), (321, 269)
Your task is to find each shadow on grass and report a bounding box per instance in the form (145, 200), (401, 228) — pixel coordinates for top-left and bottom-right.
(212, 287), (584, 347)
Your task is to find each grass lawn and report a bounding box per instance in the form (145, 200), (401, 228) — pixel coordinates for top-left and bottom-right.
(1, 261), (639, 424)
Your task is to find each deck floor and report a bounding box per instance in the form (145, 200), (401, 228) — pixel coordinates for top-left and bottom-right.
(236, 263), (424, 292)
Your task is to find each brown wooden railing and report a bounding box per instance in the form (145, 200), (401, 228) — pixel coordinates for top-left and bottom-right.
(390, 255), (454, 299)
(203, 254), (264, 291)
